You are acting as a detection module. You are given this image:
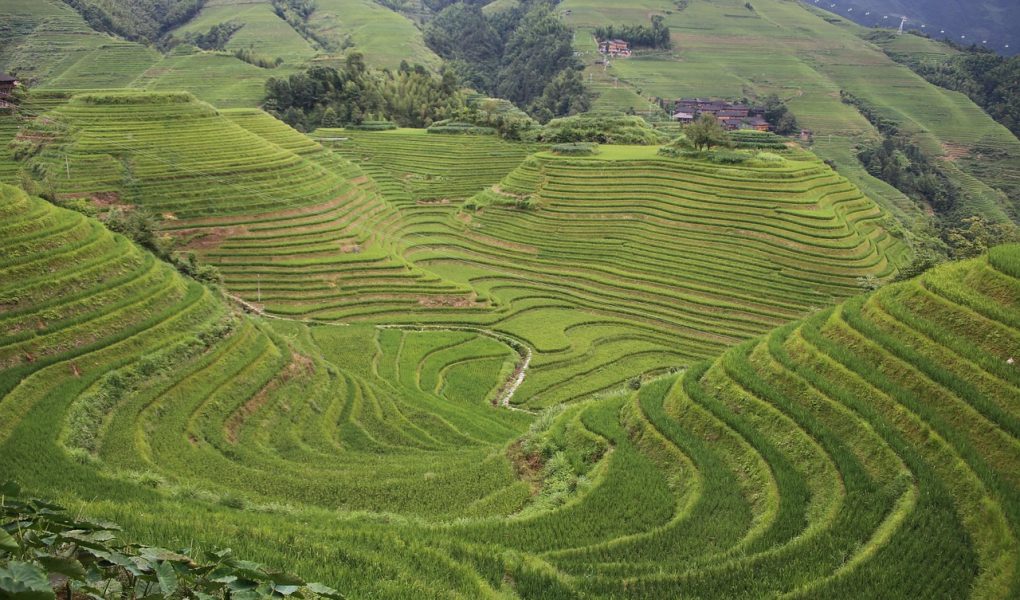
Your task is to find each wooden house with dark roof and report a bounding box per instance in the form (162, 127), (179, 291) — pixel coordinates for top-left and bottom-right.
(0, 73), (17, 97)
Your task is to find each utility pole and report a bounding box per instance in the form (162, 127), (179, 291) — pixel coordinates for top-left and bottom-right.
(65, 155), (70, 179)
(898, 16), (908, 35)
(257, 274), (261, 304)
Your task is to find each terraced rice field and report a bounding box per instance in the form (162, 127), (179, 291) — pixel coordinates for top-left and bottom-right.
(315, 128), (538, 205)
(0, 0), (156, 87)
(26, 94), (486, 319)
(1, 0), (436, 109)
(2, 175), (1018, 597)
(562, 0), (1020, 222)
(17, 96), (908, 408)
(307, 0), (442, 71)
(128, 49), (275, 109)
(326, 133), (908, 406)
(172, 0), (319, 65)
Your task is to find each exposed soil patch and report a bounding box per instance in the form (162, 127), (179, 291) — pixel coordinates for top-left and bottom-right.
(490, 185), (533, 204)
(173, 225), (250, 250)
(456, 212), (473, 225)
(417, 295), (476, 308)
(507, 440), (544, 495)
(60, 191), (134, 212)
(942, 143), (971, 161)
(13, 131), (56, 143)
(286, 352), (315, 379)
(417, 198), (451, 205)
(90, 191), (122, 207)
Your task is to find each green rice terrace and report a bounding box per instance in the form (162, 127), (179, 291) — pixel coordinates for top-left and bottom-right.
(0, 83), (1018, 598)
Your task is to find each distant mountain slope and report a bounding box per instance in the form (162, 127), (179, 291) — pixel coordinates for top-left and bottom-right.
(0, 0), (159, 86)
(58, 0), (203, 42)
(307, 0), (442, 70)
(1, 0), (441, 102)
(814, 0), (1020, 56)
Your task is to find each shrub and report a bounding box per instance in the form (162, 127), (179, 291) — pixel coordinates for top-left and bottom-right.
(427, 121), (498, 135)
(539, 114), (666, 145)
(551, 142), (600, 156)
(730, 130), (788, 150)
(75, 91), (196, 105)
(710, 149), (749, 164)
(755, 151), (786, 163)
(347, 120), (397, 131)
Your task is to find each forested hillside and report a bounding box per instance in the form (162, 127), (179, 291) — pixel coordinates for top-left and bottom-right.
(425, 0), (590, 121)
(61, 0), (204, 42)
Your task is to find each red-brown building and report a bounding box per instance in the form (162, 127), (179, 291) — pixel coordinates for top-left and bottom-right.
(0, 73), (17, 98)
(667, 98), (771, 131)
(598, 39), (632, 57)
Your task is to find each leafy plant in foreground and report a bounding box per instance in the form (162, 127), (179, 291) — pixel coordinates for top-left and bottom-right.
(0, 481), (343, 599)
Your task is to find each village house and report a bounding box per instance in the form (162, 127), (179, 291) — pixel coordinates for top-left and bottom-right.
(671, 111), (695, 124)
(598, 39), (632, 58)
(666, 97), (772, 131)
(0, 73), (17, 98)
(0, 73), (18, 110)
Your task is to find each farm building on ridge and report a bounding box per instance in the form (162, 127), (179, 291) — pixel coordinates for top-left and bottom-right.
(598, 39), (632, 57)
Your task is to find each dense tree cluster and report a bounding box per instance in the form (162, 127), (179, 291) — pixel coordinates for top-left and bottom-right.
(684, 114), (729, 150)
(593, 16), (671, 50)
(422, 0), (490, 11)
(841, 89), (960, 218)
(424, 3), (503, 92)
(234, 47), (284, 69)
(180, 21), (243, 51)
(62, 0), (204, 42)
(539, 114), (666, 145)
(270, 0), (333, 51)
(858, 136), (959, 215)
(454, 97), (541, 141)
(424, 1), (591, 122)
(894, 215), (1019, 280)
(263, 54), (464, 131)
(761, 94), (799, 135)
